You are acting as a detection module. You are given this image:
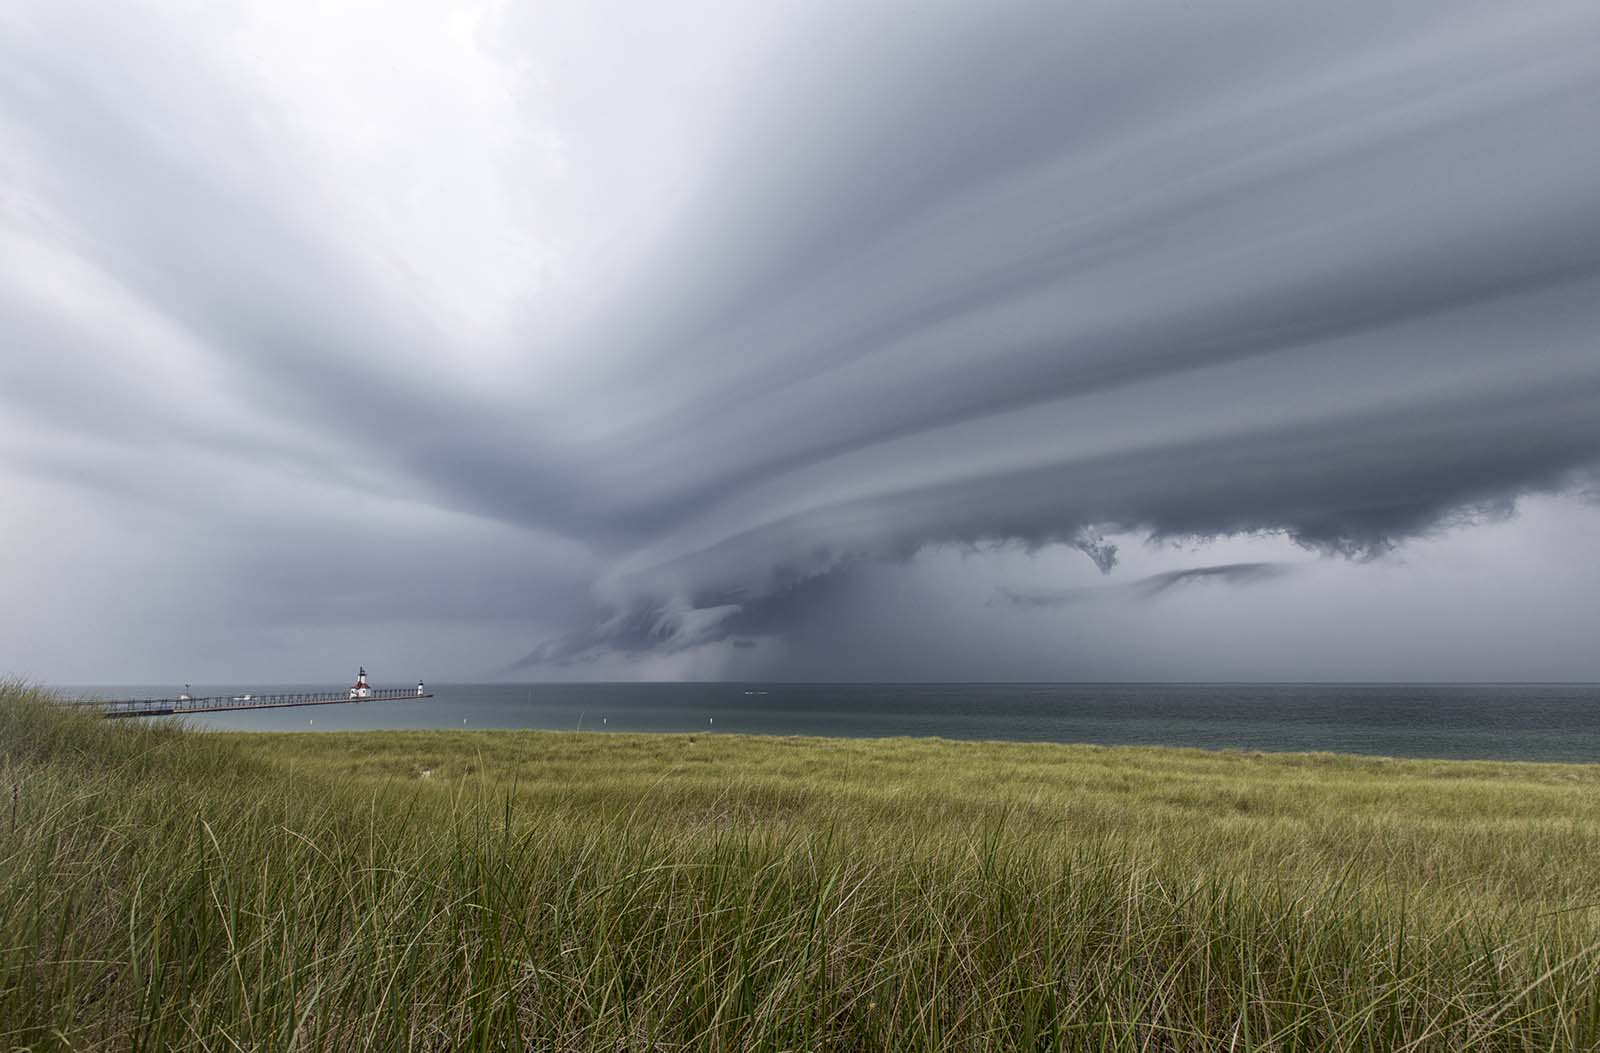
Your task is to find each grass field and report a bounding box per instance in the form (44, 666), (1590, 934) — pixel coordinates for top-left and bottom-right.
(4, 682), (1600, 1050)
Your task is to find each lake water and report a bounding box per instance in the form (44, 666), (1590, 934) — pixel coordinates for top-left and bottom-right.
(60, 682), (1600, 763)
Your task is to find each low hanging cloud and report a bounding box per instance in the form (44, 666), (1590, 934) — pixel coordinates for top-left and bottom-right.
(4, 1), (1600, 679)
(999, 562), (1296, 609)
(508, 1), (1600, 664)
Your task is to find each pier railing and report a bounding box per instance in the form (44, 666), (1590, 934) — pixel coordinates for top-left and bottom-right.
(71, 689), (432, 718)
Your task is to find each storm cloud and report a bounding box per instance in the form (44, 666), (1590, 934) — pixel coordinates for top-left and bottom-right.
(3, 0), (1599, 681)
(1000, 562), (1295, 608)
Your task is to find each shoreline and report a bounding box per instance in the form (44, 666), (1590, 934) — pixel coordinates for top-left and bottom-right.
(124, 680), (1600, 764)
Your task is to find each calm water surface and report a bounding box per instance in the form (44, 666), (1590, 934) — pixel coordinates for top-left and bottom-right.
(60, 683), (1600, 763)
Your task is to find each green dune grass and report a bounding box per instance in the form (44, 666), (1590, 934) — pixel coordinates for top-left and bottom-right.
(3, 682), (1599, 1050)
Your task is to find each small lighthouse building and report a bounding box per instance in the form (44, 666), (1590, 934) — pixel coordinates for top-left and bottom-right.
(349, 667), (372, 700)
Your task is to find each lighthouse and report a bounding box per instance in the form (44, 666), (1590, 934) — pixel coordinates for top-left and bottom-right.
(349, 667), (372, 701)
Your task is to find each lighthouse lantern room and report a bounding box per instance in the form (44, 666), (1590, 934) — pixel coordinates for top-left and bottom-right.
(349, 667), (372, 700)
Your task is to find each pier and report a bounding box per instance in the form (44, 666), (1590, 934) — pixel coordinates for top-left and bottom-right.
(83, 687), (432, 718)
(79, 668), (431, 718)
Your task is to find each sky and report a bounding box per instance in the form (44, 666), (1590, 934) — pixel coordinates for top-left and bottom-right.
(3, 0), (1599, 685)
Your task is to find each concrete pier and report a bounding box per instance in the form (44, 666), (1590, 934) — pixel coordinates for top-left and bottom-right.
(79, 688), (433, 718)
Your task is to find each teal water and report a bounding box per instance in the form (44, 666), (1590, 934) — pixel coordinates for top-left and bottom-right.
(60, 682), (1600, 763)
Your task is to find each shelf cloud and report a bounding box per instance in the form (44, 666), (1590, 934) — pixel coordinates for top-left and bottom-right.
(1000, 562), (1297, 608)
(3, 0), (1599, 680)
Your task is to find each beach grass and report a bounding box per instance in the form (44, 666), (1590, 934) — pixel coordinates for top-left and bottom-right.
(3, 681), (1599, 1050)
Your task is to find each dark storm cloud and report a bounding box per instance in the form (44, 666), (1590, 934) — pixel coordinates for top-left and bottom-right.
(505, 601), (743, 668)
(4, 0), (1600, 679)
(525, 1), (1600, 660)
(1000, 562), (1294, 608)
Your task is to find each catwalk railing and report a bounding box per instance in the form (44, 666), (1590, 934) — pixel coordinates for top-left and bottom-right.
(67, 689), (432, 718)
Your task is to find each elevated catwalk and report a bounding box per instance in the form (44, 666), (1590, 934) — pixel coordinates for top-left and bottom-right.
(88, 687), (432, 718)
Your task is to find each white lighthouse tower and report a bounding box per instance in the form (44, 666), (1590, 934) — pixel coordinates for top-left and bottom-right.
(349, 666), (372, 700)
